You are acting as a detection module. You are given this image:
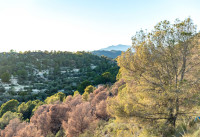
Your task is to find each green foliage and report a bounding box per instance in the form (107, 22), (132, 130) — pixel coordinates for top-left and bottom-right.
(0, 51), (118, 103)
(46, 132), (55, 137)
(84, 85), (96, 94)
(82, 91), (89, 101)
(0, 72), (10, 83)
(82, 85), (95, 101)
(172, 117), (200, 137)
(0, 99), (19, 117)
(0, 111), (22, 129)
(77, 80), (91, 94)
(94, 70), (118, 85)
(0, 85), (5, 94)
(102, 72), (113, 83)
(73, 91), (80, 96)
(55, 129), (65, 137)
(80, 119), (138, 137)
(16, 69), (28, 80)
(17, 100), (43, 120)
(45, 92), (66, 104)
(31, 101), (44, 114)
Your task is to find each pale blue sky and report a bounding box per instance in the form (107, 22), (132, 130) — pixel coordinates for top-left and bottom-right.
(0, 0), (199, 52)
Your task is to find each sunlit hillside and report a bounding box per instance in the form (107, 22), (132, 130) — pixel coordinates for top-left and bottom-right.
(0, 0), (200, 137)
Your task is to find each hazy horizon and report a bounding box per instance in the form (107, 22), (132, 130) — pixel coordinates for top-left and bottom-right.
(0, 0), (200, 52)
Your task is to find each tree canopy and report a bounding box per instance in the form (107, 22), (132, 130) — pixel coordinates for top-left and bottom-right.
(108, 17), (200, 136)
(0, 99), (19, 117)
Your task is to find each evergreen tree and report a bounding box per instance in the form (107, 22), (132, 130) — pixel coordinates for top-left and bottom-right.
(108, 18), (200, 136)
(84, 85), (96, 94)
(1, 72), (10, 83)
(0, 99), (19, 117)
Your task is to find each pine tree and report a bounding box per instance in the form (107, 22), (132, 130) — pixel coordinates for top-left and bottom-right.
(108, 18), (200, 136)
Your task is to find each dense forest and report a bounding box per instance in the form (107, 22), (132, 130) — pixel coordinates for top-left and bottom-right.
(0, 51), (119, 104)
(0, 18), (200, 137)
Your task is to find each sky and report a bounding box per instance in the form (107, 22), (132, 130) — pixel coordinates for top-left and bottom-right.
(0, 0), (200, 52)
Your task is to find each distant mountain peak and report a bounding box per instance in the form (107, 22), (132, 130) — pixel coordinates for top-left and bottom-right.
(92, 44), (131, 59)
(100, 44), (131, 51)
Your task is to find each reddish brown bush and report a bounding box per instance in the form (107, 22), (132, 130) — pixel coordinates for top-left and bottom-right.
(0, 86), (112, 137)
(48, 104), (70, 135)
(93, 85), (106, 95)
(15, 123), (43, 137)
(0, 118), (24, 137)
(95, 100), (109, 121)
(30, 105), (51, 136)
(31, 104), (70, 136)
(64, 94), (82, 108)
(0, 118), (42, 137)
(64, 95), (73, 104)
(91, 90), (108, 106)
(63, 102), (95, 137)
(88, 86), (107, 102)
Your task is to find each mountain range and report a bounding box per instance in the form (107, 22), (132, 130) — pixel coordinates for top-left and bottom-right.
(92, 44), (131, 59)
(99, 44), (131, 51)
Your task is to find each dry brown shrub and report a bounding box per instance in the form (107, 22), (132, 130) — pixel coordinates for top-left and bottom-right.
(95, 100), (109, 121)
(31, 104), (70, 136)
(15, 123), (43, 137)
(64, 94), (82, 108)
(91, 90), (108, 106)
(63, 102), (95, 137)
(0, 118), (42, 137)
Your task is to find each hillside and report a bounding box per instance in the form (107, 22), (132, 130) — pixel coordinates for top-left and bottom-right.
(0, 18), (199, 137)
(0, 51), (119, 104)
(92, 50), (122, 59)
